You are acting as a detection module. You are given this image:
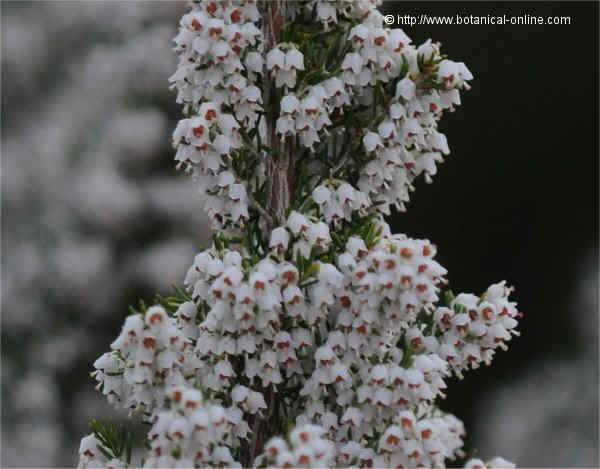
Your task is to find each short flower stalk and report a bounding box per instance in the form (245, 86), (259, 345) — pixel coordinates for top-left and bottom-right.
(78, 1), (520, 468)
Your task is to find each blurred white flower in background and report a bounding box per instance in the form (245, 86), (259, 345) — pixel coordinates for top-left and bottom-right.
(473, 251), (598, 467)
(2, 2), (210, 466)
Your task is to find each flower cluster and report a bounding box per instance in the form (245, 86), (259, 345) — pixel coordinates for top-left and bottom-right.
(276, 88), (334, 148)
(169, 0), (475, 231)
(184, 247), (314, 388)
(374, 410), (466, 467)
(259, 425), (336, 468)
(267, 44), (305, 89)
(80, 1), (520, 468)
(78, 434), (127, 469)
(465, 457), (516, 469)
(286, 210), (333, 259)
(169, 1), (265, 230)
(172, 111), (248, 227)
(92, 306), (196, 413)
(143, 387), (245, 468)
(358, 60), (471, 215)
(169, 2), (263, 114)
(274, 1), (473, 216)
(311, 0), (379, 27)
(432, 282), (521, 378)
(312, 182), (371, 225)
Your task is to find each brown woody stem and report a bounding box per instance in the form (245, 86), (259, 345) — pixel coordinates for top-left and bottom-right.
(244, 4), (296, 466)
(262, 0), (296, 229)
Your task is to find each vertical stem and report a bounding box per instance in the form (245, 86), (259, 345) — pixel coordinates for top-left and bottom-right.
(244, 5), (295, 467)
(262, 0), (296, 228)
(247, 386), (275, 467)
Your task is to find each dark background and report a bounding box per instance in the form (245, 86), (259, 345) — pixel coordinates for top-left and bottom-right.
(2, 1), (598, 467)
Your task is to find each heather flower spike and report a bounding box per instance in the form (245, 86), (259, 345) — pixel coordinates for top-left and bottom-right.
(79, 1), (520, 468)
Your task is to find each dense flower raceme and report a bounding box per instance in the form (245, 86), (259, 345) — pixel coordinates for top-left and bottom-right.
(168, 0), (472, 230)
(79, 1), (519, 468)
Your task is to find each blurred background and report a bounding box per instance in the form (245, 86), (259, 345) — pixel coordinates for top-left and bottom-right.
(1, 1), (598, 467)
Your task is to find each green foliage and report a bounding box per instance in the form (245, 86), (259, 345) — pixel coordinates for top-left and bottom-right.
(153, 284), (193, 316)
(127, 284), (193, 319)
(88, 418), (133, 464)
(127, 298), (148, 317)
(443, 289), (455, 306)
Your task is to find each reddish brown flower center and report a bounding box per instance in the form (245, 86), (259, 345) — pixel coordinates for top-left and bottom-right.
(192, 126), (204, 138)
(230, 9), (241, 23)
(206, 2), (217, 14)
